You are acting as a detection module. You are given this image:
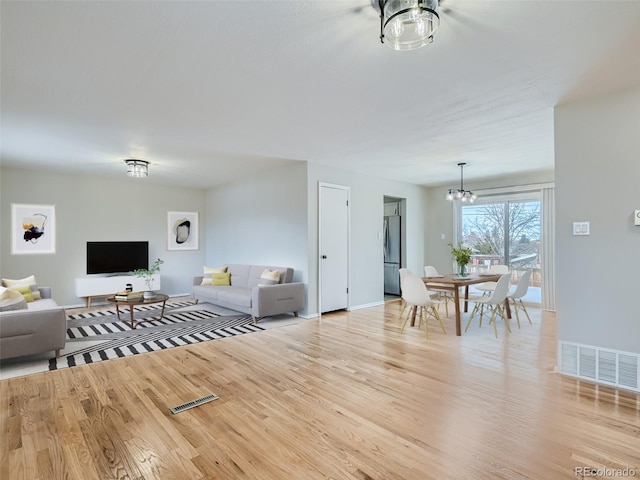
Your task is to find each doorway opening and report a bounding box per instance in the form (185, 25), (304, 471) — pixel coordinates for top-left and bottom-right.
(383, 196), (406, 301)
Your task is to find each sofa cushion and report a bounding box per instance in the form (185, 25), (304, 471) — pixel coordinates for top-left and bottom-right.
(258, 269), (280, 286)
(247, 266), (289, 288)
(192, 284), (220, 301)
(227, 265), (251, 288)
(0, 288), (28, 312)
(30, 285), (42, 300)
(211, 272), (231, 286)
(2, 276), (42, 301)
(2, 275), (37, 288)
(11, 285), (35, 302)
(26, 298), (59, 311)
(201, 266), (228, 285)
(217, 287), (252, 308)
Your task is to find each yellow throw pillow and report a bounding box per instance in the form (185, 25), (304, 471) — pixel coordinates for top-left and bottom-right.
(10, 285), (34, 302)
(211, 272), (231, 286)
(2, 275), (37, 288)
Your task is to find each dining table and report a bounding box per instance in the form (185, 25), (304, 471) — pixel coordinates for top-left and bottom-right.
(420, 273), (511, 336)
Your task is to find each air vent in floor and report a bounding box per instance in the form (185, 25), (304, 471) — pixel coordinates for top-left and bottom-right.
(170, 393), (219, 414)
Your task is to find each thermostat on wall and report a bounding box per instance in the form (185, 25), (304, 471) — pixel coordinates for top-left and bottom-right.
(573, 221), (590, 235)
(635, 210), (640, 226)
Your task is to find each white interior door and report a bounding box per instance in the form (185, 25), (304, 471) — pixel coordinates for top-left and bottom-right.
(319, 183), (349, 313)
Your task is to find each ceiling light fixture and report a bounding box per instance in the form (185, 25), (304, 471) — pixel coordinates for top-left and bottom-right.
(446, 162), (476, 203)
(379, 0), (440, 51)
(125, 159), (149, 178)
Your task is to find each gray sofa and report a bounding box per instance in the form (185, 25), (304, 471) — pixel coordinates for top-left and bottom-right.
(0, 287), (67, 360)
(192, 264), (305, 322)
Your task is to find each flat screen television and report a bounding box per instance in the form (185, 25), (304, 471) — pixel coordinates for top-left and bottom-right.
(86, 241), (149, 275)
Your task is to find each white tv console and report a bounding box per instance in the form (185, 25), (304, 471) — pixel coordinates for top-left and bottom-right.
(75, 274), (160, 308)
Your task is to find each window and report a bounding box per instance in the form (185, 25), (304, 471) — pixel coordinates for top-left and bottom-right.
(458, 192), (542, 303)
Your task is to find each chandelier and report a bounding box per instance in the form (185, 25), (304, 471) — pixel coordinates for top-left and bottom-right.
(379, 0), (440, 51)
(446, 162), (477, 203)
(125, 159), (149, 178)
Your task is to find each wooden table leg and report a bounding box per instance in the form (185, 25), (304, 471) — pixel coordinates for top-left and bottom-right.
(463, 286), (470, 312)
(453, 287), (462, 336)
(115, 303), (122, 322)
(159, 300), (166, 320)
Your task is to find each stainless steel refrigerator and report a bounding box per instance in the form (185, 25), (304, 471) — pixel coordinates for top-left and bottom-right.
(383, 215), (401, 295)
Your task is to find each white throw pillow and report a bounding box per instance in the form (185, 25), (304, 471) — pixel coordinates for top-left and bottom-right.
(0, 288), (28, 311)
(2, 275), (37, 288)
(258, 269), (280, 286)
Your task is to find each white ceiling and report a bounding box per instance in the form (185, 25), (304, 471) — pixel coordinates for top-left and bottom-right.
(2, 1), (639, 189)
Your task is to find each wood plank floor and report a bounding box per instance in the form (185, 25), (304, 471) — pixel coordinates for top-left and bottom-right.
(1, 300), (638, 479)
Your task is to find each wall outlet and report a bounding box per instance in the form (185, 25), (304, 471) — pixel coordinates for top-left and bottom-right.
(635, 210), (640, 226)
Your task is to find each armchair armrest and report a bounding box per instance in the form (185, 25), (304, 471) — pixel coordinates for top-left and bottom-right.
(193, 276), (204, 286)
(251, 282), (305, 320)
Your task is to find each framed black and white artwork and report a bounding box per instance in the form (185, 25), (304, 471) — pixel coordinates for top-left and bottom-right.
(167, 211), (199, 251)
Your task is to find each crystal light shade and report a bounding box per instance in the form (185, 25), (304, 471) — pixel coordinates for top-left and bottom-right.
(125, 159), (149, 178)
(380, 0), (440, 51)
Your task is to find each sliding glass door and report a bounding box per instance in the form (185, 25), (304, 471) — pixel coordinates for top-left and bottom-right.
(459, 192), (542, 303)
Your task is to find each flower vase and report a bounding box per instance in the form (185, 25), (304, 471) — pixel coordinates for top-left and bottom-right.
(143, 291), (155, 299)
(458, 264), (468, 277)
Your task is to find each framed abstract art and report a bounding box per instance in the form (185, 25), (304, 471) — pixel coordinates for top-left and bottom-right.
(167, 211), (199, 251)
(11, 203), (56, 254)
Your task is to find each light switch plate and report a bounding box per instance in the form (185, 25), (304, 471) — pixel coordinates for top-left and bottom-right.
(573, 221), (590, 235)
(635, 210), (640, 226)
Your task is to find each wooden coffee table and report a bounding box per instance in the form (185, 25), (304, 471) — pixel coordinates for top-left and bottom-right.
(105, 293), (169, 329)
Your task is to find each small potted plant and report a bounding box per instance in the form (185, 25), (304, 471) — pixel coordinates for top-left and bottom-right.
(448, 243), (472, 277)
(132, 258), (164, 299)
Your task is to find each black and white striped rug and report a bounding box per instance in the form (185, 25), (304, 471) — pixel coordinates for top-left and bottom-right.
(49, 304), (262, 370)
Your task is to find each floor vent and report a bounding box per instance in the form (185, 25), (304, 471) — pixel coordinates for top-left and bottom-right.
(558, 342), (639, 392)
(170, 393), (219, 414)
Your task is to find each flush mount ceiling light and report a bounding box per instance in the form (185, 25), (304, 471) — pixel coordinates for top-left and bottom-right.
(446, 162), (477, 203)
(379, 0), (440, 51)
(125, 159), (149, 178)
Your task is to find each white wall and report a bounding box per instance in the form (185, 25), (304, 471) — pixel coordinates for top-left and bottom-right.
(555, 86), (640, 353)
(204, 162), (309, 300)
(306, 163), (429, 315)
(1, 167), (207, 306)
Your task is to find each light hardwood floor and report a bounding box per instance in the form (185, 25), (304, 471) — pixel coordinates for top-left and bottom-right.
(1, 300), (638, 479)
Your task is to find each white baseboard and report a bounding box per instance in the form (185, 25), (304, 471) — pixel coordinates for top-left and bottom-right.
(348, 301), (385, 311)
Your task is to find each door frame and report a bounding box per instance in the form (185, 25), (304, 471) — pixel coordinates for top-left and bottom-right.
(318, 182), (351, 314)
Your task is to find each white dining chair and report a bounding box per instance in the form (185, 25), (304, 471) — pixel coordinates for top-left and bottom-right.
(475, 264), (510, 296)
(507, 270), (533, 328)
(400, 274), (446, 339)
(465, 273), (512, 338)
(424, 265), (454, 317)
